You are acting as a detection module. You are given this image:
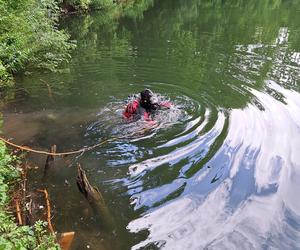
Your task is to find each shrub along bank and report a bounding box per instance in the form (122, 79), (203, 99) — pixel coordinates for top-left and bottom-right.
(0, 0), (75, 87)
(0, 140), (60, 249)
(61, 0), (113, 11)
(0, 0), (152, 87)
(61, 0), (150, 12)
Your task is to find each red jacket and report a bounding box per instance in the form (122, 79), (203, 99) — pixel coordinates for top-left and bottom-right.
(123, 99), (150, 120)
(123, 99), (172, 121)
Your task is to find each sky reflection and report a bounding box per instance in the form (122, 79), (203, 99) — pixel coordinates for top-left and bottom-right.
(128, 82), (300, 249)
(127, 27), (300, 249)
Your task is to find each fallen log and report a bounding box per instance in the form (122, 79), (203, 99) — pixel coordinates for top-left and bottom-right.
(76, 164), (115, 231)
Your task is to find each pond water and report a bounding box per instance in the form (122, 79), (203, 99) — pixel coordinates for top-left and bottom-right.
(2, 0), (300, 249)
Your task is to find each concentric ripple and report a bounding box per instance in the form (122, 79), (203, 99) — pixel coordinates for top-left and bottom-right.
(127, 80), (300, 249)
(81, 82), (229, 214)
(85, 87), (223, 166)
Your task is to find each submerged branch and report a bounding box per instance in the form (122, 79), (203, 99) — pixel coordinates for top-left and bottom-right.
(37, 189), (55, 234)
(15, 199), (23, 225)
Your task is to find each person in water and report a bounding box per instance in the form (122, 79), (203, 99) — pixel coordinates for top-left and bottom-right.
(123, 89), (172, 121)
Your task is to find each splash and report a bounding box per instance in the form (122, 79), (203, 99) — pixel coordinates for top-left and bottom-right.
(86, 93), (189, 140)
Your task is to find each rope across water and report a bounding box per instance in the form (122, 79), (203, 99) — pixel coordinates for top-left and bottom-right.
(0, 136), (118, 156)
(0, 126), (154, 156)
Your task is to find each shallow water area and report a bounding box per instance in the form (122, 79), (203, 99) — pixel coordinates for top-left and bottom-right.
(2, 0), (300, 249)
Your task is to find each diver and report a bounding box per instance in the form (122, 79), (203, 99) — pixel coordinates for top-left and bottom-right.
(123, 89), (172, 121)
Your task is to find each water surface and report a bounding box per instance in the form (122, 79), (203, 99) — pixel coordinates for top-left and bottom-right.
(2, 0), (300, 249)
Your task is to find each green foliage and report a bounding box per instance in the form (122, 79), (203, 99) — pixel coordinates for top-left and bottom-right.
(89, 0), (113, 9)
(0, 0), (75, 86)
(119, 0), (154, 19)
(61, 0), (151, 13)
(0, 140), (60, 249)
(63, 0), (91, 10)
(0, 141), (20, 206)
(62, 0), (114, 10)
(0, 61), (12, 87)
(0, 0), (152, 86)
(0, 216), (60, 249)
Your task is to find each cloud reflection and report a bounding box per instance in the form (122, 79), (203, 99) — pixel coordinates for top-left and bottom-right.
(127, 27), (300, 249)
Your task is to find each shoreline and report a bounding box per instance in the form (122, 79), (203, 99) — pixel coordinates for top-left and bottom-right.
(0, 141), (60, 249)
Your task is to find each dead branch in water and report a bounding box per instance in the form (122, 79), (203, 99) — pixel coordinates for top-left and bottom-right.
(76, 164), (115, 230)
(37, 189), (55, 234)
(15, 199), (23, 225)
(44, 145), (57, 179)
(45, 144), (57, 166)
(9, 159), (75, 250)
(40, 79), (54, 103)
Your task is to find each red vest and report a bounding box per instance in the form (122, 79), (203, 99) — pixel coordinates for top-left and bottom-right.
(123, 99), (151, 120)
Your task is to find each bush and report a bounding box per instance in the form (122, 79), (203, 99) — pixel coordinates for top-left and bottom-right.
(63, 0), (91, 10)
(89, 0), (113, 9)
(0, 0), (75, 85)
(62, 0), (114, 10)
